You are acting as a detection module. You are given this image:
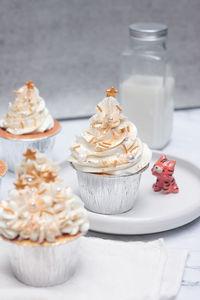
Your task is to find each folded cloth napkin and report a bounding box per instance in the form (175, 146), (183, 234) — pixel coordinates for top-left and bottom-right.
(0, 237), (187, 300)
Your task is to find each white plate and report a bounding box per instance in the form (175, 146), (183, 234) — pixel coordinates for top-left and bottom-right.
(59, 151), (200, 235)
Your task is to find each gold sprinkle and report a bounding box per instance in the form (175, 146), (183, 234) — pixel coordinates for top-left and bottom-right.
(99, 143), (110, 148)
(111, 130), (116, 138)
(6, 113), (9, 119)
(122, 144), (128, 153)
(20, 121), (24, 128)
(102, 141), (111, 145)
(116, 105), (122, 112)
(38, 188), (46, 195)
(13, 114), (18, 119)
(72, 215), (79, 222)
(130, 145), (139, 153)
(102, 160), (107, 166)
(56, 193), (66, 199)
(86, 154), (98, 159)
(34, 118), (37, 126)
(113, 160), (117, 168)
(127, 126), (130, 132)
(97, 105), (102, 112)
(128, 144), (135, 151)
(39, 209), (54, 217)
(92, 122), (95, 128)
(119, 128), (125, 134)
(72, 145), (80, 151)
(0, 204), (15, 214)
(89, 135), (97, 144)
(13, 90), (21, 94)
(100, 128), (105, 135)
(59, 216), (66, 220)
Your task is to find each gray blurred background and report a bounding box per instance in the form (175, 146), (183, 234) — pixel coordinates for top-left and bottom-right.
(0, 0), (199, 119)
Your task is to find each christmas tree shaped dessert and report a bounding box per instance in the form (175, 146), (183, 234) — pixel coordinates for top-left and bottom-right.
(0, 81), (61, 171)
(69, 86), (151, 175)
(0, 80), (59, 135)
(0, 149), (89, 244)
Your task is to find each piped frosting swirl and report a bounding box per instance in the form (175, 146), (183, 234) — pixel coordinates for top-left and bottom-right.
(0, 81), (54, 135)
(0, 149), (89, 243)
(69, 87), (151, 175)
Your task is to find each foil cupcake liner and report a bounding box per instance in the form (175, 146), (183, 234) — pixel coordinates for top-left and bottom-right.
(6, 235), (81, 287)
(76, 165), (149, 215)
(0, 134), (57, 172)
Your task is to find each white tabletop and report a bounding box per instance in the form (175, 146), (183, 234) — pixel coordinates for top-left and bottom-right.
(1, 109), (200, 299)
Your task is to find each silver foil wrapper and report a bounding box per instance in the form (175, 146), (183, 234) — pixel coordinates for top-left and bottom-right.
(0, 134), (58, 172)
(76, 165), (149, 215)
(7, 236), (81, 287)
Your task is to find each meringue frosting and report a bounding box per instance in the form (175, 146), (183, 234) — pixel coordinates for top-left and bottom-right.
(0, 81), (54, 135)
(0, 149), (89, 243)
(69, 90), (152, 175)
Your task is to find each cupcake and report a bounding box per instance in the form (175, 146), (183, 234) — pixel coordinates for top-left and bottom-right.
(69, 87), (152, 214)
(0, 149), (89, 287)
(0, 80), (61, 171)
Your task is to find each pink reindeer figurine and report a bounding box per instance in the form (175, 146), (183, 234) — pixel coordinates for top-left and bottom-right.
(151, 154), (179, 194)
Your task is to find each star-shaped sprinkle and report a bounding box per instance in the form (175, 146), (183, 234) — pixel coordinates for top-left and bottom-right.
(14, 174), (27, 190)
(23, 149), (37, 161)
(26, 80), (35, 90)
(106, 86), (118, 98)
(43, 171), (57, 183)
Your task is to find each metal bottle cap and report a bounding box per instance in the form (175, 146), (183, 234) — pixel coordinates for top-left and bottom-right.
(129, 23), (168, 40)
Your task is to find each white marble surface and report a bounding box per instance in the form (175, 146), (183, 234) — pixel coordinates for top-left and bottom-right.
(1, 109), (200, 299)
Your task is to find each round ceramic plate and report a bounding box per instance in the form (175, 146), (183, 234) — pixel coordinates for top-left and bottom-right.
(61, 151), (200, 235)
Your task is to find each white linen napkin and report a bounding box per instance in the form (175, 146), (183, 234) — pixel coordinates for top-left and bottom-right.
(0, 237), (187, 300)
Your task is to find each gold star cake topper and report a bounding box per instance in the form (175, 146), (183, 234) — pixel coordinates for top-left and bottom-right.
(43, 171), (57, 183)
(14, 174), (27, 190)
(26, 80), (35, 90)
(106, 86), (118, 98)
(23, 149), (37, 161)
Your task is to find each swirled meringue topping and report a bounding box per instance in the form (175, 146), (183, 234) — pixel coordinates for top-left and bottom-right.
(0, 80), (54, 135)
(69, 87), (151, 175)
(0, 149), (89, 243)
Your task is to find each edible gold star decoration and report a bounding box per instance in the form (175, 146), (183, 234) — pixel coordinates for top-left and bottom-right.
(43, 171), (57, 183)
(23, 149), (37, 161)
(106, 86), (118, 98)
(26, 80), (35, 90)
(14, 174), (27, 190)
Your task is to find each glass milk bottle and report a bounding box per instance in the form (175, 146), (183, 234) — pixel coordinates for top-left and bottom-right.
(120, 23), (174, 149)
